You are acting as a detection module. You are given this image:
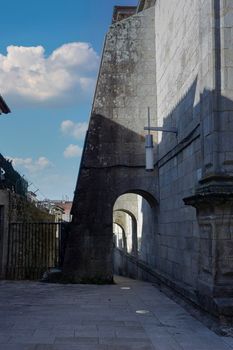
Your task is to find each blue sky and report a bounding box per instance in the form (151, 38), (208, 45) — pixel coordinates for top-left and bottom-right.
(0, 0), (137, 200)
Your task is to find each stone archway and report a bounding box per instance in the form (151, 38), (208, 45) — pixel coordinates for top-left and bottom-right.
(113, 191), (158, 278)
(62, 183), (158, 283)
(113, 221), (127, 252)
(62, 113), (158, 283)
(114, 209), (138, 256)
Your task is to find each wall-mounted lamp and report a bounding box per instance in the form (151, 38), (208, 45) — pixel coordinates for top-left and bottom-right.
(145, 107), (154, 171)
(144, 107), (178, 171)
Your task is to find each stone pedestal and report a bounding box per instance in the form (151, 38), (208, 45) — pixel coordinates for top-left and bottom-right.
(184, 176), (233, 320)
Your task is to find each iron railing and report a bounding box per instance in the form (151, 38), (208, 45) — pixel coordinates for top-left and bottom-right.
(6, 222), (68, 280)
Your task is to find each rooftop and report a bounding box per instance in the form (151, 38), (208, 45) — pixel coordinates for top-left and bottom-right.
(112, 6), (137, 24)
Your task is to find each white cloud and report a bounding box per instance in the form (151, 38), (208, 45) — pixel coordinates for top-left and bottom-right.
(63, 144), (83, 158)
(8, 156), (52, 173)
(61, 120), (88, 140)
(0, 42), (99, 105)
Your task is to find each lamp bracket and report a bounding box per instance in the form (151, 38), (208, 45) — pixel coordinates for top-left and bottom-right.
(144, 126), (178, 135)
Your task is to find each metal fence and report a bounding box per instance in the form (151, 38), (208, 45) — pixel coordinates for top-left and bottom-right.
(6, 222), (68, 280)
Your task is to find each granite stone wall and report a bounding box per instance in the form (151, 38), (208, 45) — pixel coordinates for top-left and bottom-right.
(64, 6), (158, 283)
(154, 0), (202, 289)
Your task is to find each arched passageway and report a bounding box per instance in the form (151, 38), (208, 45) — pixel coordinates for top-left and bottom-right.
(113, 191), (158, 278)
(114, 209), (138, 255)
(113, 222), (127, 252)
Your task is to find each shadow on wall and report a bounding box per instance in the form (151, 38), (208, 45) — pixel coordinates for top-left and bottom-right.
(65, 76), (233, 284)
(159, 76), (233, 176)
(64, 114), (158, 282)
(112, 79), (233, 287)
(115, 80), (233, 289)
(114, 209), (136, 254)
(107, 82), (199, 274)
(71, 112), (159, 219)
(158, 77), (198, 158)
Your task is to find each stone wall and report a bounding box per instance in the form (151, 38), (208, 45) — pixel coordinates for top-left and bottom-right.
(111, 0), (204, 292)
(154, 0), (202, 289)
(218, 1), (233, 174)
(64, 6), (158, 283)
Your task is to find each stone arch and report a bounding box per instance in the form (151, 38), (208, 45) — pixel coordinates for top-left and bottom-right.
(121, 190), (158, 208)
(63, 178), (159, 283)
(113, 190), (158, 269)
(113, 209), (138, 255)
(62, 114), (159, 283)
(113, 221), (127, 252)
(111, 186), (158, 210)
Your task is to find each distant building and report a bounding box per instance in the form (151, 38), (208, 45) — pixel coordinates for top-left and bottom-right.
(49, 204), (64, 222)
(112, 6), (137, 23)
(27, 191), (38, 203)
(55, 201), (72, 222)
(38, 200), (72, 222)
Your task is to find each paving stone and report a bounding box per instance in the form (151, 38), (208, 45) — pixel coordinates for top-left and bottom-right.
(74, 330), (99, 337)
(223, 337), (233, 348)
(27, 346), (54, 350)
(8, 336), (55, 344)
(150, 335), (184, 350)
(0, 277), (232, 350)
(0, 329), (35, 337)
(54, 336), (99, 344)
(0, 345), (30, 350)
(28, 345), (110, 350)
(99, 336), (153, 345)
(0, 334), (11, 342)
(115, 327), (148, 338)
(34, 329), (74, 337)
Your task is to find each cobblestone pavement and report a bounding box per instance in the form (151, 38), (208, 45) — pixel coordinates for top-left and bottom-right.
(0, 276), (233, 350)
